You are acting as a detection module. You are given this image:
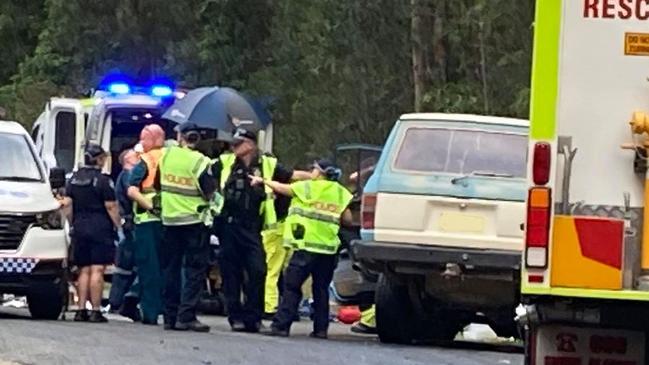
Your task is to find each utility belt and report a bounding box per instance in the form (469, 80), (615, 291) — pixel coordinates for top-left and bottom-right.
(220, 214), (262, 231)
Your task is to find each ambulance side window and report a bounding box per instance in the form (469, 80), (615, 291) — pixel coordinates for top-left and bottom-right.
(30, 125), (40, 144)
(54, 111), (76, 173)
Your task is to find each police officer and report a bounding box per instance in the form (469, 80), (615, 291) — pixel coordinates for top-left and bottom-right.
(127, 124), (166, 325)
(212, 128), (307, 333)
(156, 122), (216, 332)
(250, 159), (353, 338)
(60, 143), (123, 323)
(262, 153), (292, 319)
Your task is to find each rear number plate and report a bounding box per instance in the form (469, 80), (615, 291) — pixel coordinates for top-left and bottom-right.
(438, 212), (485, 233)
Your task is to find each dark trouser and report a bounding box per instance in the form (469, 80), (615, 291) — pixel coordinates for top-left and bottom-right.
(218, 223), (266, 328)
(272, 250), (336, 334)
(161, 224), (209, 325)
(109, 231), (137, 309)
(134, 221), (163, 323)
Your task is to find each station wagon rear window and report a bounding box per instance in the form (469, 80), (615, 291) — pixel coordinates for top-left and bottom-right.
(393, 127), (527, 178)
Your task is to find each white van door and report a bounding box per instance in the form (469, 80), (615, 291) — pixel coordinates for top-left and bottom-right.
(43, 99), (85, 175)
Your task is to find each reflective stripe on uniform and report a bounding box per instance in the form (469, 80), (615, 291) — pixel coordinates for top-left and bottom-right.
(160, 184), (202, 197)
(162, 214), (202, 225)
(287, 207), (339, 224)
(283, 239), (337, 253)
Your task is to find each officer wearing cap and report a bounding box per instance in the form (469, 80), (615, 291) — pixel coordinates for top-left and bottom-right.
(249, 159), (353, 339)
(60, 143), (123, 323)
(154, 122), (217, 332)
(211, 127), (309, 333)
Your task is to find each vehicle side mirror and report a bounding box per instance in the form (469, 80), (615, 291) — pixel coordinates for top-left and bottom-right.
(49, 168), (66, 190)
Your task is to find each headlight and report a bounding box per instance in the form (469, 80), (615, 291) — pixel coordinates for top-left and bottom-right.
(36, 210), (63, 230)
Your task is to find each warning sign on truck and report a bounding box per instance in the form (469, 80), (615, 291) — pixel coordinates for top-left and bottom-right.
(625, 33), (649, 56)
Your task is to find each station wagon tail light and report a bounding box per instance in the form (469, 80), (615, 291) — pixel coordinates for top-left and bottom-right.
(532, 142), (551, 185)
(526, 187), (551, 268)
(361, 193), (377, 230)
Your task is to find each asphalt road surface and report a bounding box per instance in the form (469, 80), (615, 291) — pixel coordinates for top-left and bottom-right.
(0, 308), (523, 365)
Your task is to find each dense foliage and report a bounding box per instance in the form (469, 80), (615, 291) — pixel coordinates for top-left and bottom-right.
(0, 0), (534, 165)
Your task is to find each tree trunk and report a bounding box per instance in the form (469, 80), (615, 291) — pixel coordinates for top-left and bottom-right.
(411, 0), (425, 112)
(431, 0), (447, 84)
(478, 20), (489, 114)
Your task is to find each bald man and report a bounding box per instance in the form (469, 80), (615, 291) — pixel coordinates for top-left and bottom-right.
(127, 124), (166, 325)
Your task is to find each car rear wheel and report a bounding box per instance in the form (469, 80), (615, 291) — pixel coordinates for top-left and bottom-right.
(376, 274), (464, 344)
(376, 274), (417, 344)
(27, 285), (64, 320)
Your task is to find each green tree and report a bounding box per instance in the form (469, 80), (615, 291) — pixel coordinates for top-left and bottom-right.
(0, 0), (45, 85)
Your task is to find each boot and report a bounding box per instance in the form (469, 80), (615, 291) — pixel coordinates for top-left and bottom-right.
(88, 310), (108, 323)
(74, 310), (89, 322)
(174, 320), (210, 333)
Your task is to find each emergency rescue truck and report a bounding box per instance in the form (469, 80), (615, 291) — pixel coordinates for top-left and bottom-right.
(521, 1), (649, 363)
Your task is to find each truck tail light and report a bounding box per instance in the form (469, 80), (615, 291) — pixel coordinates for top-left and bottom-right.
(361, 193), (377, 229)
(526, 187), (551, 268)
(532, 142), (551, 185)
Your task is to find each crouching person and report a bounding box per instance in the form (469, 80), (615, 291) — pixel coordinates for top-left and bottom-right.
(250, 159), (352, 339)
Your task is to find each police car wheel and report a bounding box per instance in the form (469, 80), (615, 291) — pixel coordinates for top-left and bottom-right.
(27, 286), (64, 320)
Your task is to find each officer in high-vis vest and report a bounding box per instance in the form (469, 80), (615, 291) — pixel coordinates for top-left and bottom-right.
(155, 122), (217, 332)
(210, 128), (306, 333)
(127, 124), (165, 325)
(262, 152), (292, 319)
(249, 159), (353, 339)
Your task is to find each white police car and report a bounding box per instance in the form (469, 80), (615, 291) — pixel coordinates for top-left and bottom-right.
(0, 121), (68, 319)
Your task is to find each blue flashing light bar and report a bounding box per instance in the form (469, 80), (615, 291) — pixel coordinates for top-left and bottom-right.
(151, 85), (173, 97)
(108, 82), (131, 94)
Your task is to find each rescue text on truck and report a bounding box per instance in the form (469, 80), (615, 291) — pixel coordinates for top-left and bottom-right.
(584, 0), (649, 20)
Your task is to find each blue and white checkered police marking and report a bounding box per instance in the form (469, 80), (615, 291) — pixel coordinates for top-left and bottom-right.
(0, 258), (39, 273)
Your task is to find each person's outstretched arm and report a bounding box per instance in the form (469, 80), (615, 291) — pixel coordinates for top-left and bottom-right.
(250, 175), (294, 197)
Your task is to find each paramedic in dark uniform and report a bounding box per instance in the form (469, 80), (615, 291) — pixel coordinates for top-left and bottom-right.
(211, 128), (308, 333)
(109, 148), (141, 321)
(60, 143), (123, 323)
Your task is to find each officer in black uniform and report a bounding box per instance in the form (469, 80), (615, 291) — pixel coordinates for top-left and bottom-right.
(211, 128), (303, 333)
(61, 143), (123, 323)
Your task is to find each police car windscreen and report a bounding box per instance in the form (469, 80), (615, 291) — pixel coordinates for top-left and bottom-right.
(394, 127), (527, 178)
(0, 133), (42, 181)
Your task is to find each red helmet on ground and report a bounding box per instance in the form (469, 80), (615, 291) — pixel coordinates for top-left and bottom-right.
(337, 306), (361, 324)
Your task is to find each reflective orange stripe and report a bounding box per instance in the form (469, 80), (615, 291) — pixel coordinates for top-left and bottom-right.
(140, 149), (163, 190)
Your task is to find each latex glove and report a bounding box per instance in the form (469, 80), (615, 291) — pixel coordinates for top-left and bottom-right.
(248, 175), (264, 186)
